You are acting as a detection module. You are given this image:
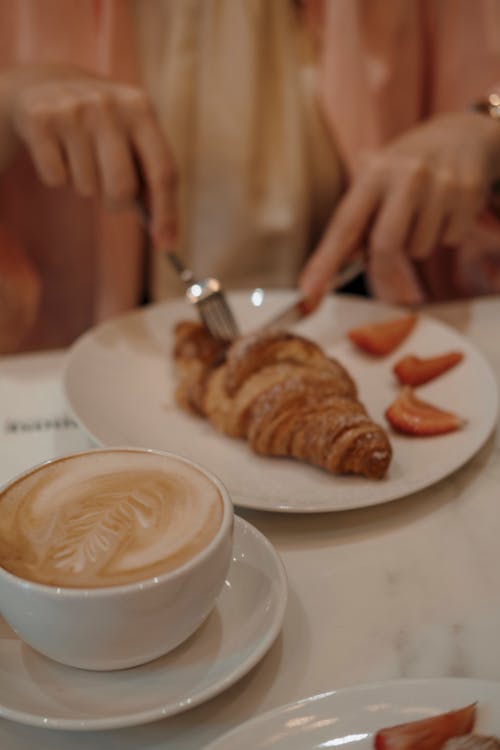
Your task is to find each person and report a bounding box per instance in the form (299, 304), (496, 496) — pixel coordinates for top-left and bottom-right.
(1, 0), (500, 355)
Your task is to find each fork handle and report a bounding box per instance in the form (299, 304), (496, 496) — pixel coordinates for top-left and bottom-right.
(134, 195), (195, 288)
(164, 251), (195, 287)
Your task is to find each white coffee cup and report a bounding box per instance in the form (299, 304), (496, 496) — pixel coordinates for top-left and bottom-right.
(0, 448), (233, 670)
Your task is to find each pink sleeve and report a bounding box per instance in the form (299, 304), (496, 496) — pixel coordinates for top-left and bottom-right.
(312, 0), (500, 300)
(0, 0), (144, 351)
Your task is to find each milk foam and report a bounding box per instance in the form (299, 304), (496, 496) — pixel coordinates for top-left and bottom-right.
(0, 451), (223, 588)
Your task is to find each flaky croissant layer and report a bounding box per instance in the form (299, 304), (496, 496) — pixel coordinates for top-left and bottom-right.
(173, 322), (392, 479)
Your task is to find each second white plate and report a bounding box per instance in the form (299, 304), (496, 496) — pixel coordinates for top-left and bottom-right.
(64, 292), (498, 512)
(204, 678), (500, 749)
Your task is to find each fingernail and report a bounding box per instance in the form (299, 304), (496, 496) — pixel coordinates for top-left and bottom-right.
(301, 295), (323, 314)
(405, 287), (426, 307)
(299, 276), (327, 304)
(396, 292), (426, 309)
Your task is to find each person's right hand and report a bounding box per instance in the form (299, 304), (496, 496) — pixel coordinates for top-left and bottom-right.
(299, 111), (500, 307)
(0, 65), (177, 248)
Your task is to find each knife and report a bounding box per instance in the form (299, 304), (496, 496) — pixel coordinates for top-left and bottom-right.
(260, 254), (366, 333)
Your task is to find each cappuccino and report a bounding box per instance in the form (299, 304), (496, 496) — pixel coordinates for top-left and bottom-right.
(0, 450), (223, 588)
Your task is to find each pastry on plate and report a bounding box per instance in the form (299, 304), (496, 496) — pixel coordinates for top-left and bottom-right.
(172, 322), (392, 480)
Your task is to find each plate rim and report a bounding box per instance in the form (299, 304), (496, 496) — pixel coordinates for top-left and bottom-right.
(63, 292), (499, 514)
(203, 676), (500, 749)
(0, 516), (288, 732)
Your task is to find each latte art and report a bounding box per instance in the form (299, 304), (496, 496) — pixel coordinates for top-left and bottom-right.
(0, 451), (223, 587)
(38, 478), (171, 578)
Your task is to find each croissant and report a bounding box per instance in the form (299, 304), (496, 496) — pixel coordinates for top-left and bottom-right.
(172, 321), (392, 479)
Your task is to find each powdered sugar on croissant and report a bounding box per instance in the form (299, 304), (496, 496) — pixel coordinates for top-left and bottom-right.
(172, 322), (392, 480)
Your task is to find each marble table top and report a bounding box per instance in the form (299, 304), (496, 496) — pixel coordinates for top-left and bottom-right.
(0, 296), (499, 749)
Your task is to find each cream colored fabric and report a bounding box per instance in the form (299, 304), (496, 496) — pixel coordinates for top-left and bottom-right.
(132, 0), (344, 300)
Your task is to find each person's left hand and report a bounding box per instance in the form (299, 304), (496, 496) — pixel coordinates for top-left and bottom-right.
(299, 111), (500, 306)
(0, 64), (177, 249)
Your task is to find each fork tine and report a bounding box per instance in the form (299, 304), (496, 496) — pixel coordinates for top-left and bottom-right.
(200, 305), (228, 342)
(197, 299), (225, 340)
(204, 295), (239, 340)
(213, 294), (239, 339)
(198, 307), (216, 337)
(204, 301), (226, 340)
(215, 296), (239, 339)
(200, 294), (239, 341)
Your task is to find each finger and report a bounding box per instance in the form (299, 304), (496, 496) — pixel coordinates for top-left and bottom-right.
(58, 109), (98, 196)
(130, 109), (178, 248)
(369, 169), (424, 262)
(368, 250), (425, 306)
(362, 170), (426, 305)
(14, 98), (68, 187)
(299, 174), (382, 300)
(441, 176), (484, 246)
(91, 102), (138, 206)
(407, 173), (453, 259)
(22, 127), (67, 187)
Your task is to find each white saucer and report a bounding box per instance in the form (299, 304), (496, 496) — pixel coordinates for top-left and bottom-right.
(0, 517), (287, 732)
(204, 678), (500, 749)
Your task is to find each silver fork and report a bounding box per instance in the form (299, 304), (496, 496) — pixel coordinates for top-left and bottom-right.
(164, 251), (240, 342)
(135, 200), (240, 341)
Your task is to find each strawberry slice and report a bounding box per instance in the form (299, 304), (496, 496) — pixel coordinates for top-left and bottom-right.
(348, 315), (417, 356)
(394, 352), (464, 386)
(385, 387), (463, 436)
(374, 702), (476, 750)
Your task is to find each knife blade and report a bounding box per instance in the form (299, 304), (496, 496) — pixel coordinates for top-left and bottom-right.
(260, 255), (366, 333)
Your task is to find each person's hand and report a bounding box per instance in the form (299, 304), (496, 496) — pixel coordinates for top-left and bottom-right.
(299, 112), (500, 305)
(0, 65), (177, 248)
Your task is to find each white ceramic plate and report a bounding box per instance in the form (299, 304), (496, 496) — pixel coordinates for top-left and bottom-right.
(0, 517), (287, 731)
(204, 678), (500, 749)
(64, 292), (498, 512)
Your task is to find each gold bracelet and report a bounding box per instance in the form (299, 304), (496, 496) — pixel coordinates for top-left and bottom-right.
(471, 93), (500, 120)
